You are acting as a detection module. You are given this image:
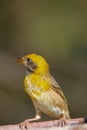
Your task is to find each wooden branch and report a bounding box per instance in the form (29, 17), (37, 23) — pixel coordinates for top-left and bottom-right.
(0, 117), (87, 130)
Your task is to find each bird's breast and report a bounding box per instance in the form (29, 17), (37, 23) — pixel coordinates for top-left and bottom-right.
(24, 75), (50, 99)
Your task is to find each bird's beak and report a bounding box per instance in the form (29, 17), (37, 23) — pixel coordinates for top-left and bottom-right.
(16, 57), (24, 64)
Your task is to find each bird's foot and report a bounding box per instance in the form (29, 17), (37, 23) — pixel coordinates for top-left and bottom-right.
(57, 117), (67, 127)
(19, 119), (30, 130)
(19, 115), (41, 130)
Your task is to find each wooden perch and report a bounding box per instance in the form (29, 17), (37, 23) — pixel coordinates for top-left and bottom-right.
(0, 117), (87, 130)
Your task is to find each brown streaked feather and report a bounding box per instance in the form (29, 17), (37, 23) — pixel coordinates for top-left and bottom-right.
(47, 74), (68, 104)
(49, 75), (70, 118)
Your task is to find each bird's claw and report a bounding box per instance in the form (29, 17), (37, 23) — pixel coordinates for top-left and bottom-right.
(19, 120), (30, 130)
(57, 118), (67, 127)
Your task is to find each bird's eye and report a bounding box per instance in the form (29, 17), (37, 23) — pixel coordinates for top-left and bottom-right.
(27, 58), (31, 62)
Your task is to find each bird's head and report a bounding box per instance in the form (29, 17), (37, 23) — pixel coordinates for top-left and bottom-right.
(16, 53), (49, 75)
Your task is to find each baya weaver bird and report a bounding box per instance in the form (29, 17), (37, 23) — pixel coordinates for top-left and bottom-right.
(16, 53), (70, 129)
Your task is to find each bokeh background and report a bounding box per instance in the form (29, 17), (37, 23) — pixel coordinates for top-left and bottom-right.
(0, 0), (87, 125)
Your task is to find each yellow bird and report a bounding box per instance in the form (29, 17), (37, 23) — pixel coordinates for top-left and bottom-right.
(16, 53), (70, 129)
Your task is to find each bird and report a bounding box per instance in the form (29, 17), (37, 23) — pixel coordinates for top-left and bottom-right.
(16, 53), (70, 129)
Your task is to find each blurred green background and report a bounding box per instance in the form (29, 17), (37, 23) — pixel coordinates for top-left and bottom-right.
(0, 0), (87, 125)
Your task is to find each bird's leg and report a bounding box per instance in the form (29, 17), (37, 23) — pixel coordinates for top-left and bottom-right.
(19, 109), (41, 129)
(57, 117), (67, 127)
(57, 112), (68, 127)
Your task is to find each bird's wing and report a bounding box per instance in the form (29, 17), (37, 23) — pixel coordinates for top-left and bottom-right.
(49, 75), (68, 104)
